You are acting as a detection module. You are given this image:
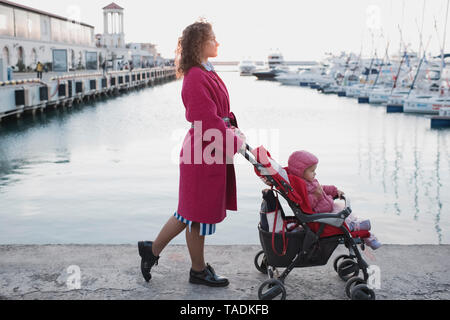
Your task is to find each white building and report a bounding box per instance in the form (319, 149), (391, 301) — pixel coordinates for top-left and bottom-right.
(0, 0), (102, 73)
(0, 0), (168, 77)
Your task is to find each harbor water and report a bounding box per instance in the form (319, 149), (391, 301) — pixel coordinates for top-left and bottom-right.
(0, 66), (449, 245)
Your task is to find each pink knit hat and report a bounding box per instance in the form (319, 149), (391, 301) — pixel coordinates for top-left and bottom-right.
(288, 151), (319, 178)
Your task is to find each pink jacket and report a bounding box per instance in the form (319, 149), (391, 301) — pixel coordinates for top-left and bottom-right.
(305, 179), (338, 213)
(177, 66), (244, 224)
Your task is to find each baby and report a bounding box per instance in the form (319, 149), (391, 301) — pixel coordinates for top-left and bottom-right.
(287, 150), (381, 250)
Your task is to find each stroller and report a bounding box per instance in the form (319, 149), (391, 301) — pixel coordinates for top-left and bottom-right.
(240, 144), (376, 300)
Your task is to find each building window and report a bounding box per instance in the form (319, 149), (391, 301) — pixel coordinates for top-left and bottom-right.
(51, 18), (61, 42)
(60, 19), (69, 43)
(14, 9), (28, 38)
(68, 21), (76, 43)
(42, 17), (50, 38)
(27, 12), (41, 40)
(13, 9), (41, 40)
(2, 46), (10, 65)
(0, 5), (14, 36)
(74, 23), (81, 44)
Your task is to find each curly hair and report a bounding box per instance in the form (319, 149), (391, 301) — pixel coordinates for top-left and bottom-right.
(175, 20), (213, 78)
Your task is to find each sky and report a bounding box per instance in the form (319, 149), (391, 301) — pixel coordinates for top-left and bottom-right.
(14, 0), (450, 61)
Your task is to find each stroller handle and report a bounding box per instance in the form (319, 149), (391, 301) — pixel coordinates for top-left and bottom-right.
(340, 195), (351, 211)
(239, 143), (260, 167)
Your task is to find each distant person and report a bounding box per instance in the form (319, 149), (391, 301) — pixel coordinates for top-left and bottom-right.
(138, 20), (246, 287)
(36, 61), (43, 79)
(7, 66), (13, 81)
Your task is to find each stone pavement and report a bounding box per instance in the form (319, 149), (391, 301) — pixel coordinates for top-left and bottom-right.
(0, 244), (449, 300)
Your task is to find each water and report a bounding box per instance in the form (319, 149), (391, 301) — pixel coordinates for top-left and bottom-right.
(0, 67), (449, 245)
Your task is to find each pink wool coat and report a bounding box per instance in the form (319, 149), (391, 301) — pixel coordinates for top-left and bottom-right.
(177, 66), (244, 224)
(305, 180), (339, 213)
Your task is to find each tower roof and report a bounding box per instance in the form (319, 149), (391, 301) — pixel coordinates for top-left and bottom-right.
(103, 2), (123, 10)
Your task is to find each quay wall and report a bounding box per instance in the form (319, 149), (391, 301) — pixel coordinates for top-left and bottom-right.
(0, 66), (176, 122)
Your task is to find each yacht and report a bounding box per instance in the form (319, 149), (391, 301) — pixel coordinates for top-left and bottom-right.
(336, 72), (361, 96)
(386, 89), (411, 112)
(368, 87), (395, 104)
(275, 66), (326, 86)
(403, 94), (450, 114)
(388, 66), (448, 112)
(238, 60), (257, 76)
(356, 66), (396, 103)
(345, 84), (366, 97)
(252, 52), (288, 80)
(253, 65), (289, 80)
(268, 52), (285, 69)
(320, 83), (341, 94)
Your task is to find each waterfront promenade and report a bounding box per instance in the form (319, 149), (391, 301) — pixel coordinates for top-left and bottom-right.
(0, 66), (176, 122)
(0, 244), (449, 300)
(11, 70), (108, 82)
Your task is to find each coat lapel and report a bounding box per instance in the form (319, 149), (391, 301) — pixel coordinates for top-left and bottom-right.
(204, 70), (230, 109)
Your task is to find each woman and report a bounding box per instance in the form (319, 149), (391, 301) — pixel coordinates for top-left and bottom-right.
(138, 20), (246, 287)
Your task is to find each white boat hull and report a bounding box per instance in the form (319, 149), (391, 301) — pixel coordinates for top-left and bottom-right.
(403, 96), (450, 114)
(369, 89), (391, 104)
(345, 85), (365, 97)
(386, 91), (410, 107)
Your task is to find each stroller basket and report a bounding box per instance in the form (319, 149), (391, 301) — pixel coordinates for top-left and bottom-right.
(258, 226), (340, 268)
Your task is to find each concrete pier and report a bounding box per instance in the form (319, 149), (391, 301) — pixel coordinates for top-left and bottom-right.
(0, 244), (449, 300)
(0, 67), (176, 123)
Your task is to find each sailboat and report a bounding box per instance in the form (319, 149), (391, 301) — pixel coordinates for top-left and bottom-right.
(403, 0), (450, 114)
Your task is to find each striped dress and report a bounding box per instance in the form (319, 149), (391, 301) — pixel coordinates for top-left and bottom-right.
(174, 212), (216, 236)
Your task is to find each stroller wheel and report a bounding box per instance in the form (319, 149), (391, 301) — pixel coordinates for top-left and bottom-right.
(254, 251), (268, 274)
(333, 255), (351, 272)
(345, 277), (366, 298)
(351, 284), (376, 300)
(337, 259), (359, 281)
(258, 279), (287, 300)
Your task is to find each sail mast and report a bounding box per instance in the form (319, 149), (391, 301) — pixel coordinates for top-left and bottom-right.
(441, 0), (449, 76)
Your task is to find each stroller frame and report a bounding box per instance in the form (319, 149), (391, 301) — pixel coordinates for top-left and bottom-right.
(241, 144), (375, 300)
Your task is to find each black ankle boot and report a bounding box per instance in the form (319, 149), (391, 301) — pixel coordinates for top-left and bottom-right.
(138, 241), (160, 282)
(189, 263), (229, 287)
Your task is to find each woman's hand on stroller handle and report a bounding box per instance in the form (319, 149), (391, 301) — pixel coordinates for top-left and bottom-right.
(233, 127), (249, 154)
(232, 126), (246, 141)
(259, 176), (273, 187)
